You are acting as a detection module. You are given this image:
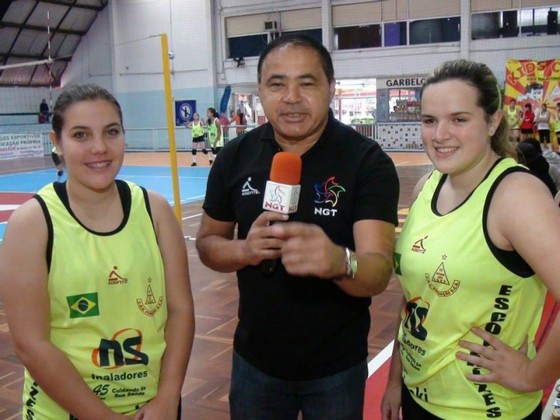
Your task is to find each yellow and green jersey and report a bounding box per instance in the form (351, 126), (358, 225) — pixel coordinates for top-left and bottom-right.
(23, 180), (167, 419)
(394, 158), (545, 419)
(191, 120), (204, 138)
(208, 120), (223, 147)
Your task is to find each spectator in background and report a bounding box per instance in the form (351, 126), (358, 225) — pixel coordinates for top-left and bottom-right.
(534, 102), (551, 149)
(219, 112), (230, 143)
(207, 107), (223, 165)
(517, 138), (557, 197)
(186, 112), (207, 166)
(39, 98), (50, 123)
(50, 144), (64, 182)
(555, 102), (560, 147)
(505, 99), (521, 143)
(232, 108), (246, 136)
(520, 102), (535, 141)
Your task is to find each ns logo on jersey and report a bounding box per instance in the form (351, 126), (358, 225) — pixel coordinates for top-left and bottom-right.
(403, 297), (430, 341)
(91, 328), (149, 369)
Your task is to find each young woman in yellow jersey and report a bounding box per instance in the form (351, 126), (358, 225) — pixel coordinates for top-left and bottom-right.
(382, 60), (560, 419)
(505, 98), (521, 143)
(0, 84), (195, 419)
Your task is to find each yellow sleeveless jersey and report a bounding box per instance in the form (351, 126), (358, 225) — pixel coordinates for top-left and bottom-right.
(208, 120), (223, 147)
(191, 120), (204, 138)
(506, 107), (520, 129)
(23, 180), (167, 418)
(394, 158), (545, 419)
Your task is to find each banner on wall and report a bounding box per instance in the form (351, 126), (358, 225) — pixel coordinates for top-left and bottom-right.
(0, 133), (43, 160)
(505, 59), (560, 110)
(175, 99), (197, 126)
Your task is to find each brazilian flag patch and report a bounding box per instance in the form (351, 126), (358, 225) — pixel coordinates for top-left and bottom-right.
(66, 293), (100, 318)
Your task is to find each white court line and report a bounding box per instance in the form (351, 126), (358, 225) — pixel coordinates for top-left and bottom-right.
(182, 213), (202, 221)
(368, 340), (394, 377)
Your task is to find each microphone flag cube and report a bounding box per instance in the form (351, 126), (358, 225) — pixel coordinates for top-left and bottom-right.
(262, 181), (300, 214)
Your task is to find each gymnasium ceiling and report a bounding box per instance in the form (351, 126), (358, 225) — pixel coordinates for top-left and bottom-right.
(0, 0), (108, 87)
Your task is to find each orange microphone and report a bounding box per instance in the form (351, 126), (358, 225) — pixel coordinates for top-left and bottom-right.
(262, 152), (302, 214)
(262, 152), (302, 275)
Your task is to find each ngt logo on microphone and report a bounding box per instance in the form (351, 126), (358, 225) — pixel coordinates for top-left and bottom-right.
(263, 181), (301, 214)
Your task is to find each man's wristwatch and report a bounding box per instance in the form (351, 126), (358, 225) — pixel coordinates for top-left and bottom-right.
(337, 247), (357, 280)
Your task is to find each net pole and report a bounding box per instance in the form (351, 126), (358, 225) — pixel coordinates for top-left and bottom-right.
(47, 10), (53, 113)
(159, 33), (182, 223)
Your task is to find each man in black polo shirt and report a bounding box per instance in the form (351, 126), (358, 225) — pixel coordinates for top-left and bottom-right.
(196, 33), (399, 419)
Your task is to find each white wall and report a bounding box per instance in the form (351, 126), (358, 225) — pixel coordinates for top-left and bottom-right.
(219, 0), (560, 90)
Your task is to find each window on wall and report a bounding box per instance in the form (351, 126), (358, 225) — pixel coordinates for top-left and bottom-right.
(227, 29), (322, 60)
(471, 11), (518, 39)
(228, 35), (268, 59)
(410, 17), (460, 45)
(334, 25), (381, 50)
(521, 7), (559, 36)
(384, 22), (407, 47)
(281, 29), (323, 44)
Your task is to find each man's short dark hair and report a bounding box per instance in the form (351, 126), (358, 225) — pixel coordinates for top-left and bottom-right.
(257, 33), (334, 84)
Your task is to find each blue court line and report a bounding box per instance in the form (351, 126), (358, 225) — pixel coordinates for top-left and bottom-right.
(0, 165), (210, 241)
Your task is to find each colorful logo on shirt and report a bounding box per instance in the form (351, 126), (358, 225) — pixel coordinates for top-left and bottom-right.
(108, 265), (128, 285)
(412, 236), (428, 254)
(403, 297), (430, 341)
(91, 328), (149, 369)
(313, 176), (346, 217)
(425, 254), (461, 297)
(67, 293), (100, 318)
(136, 277), (164, 317)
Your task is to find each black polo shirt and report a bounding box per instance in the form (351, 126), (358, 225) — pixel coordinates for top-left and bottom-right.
(203, 111), (399, 380)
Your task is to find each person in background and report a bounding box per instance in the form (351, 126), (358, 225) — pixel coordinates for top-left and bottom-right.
(206, 107), (222, 165)
(555, 102), (560, 147)
(39, 98), (50, 123)
(520, 102), (535, 141)
(231, 108), (246, 136)
(186, 112), (207, 166)
(382, 59), (560, 419)
(0, 84), (195, 419)
(196, 33), (399, 419)
(534, 102), (551, 149)
(50, 144), (64, 181)
(505, 98), (521, 143)
(219, 111), (230, 144)
(517, 138), (557, 197)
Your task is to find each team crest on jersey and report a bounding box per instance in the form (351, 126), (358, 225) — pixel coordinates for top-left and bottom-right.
(412, 236), (428, 254)
(425, 255), (461, 297)
(108, 265), (128, 285)
(136, 277), (164, 317)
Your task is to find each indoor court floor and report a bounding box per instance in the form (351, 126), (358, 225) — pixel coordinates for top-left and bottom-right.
(0, 151), (555, 419)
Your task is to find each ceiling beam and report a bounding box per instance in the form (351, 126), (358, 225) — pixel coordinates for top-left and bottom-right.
(37, 0), (107, 12)
(0, 21), (85, 36)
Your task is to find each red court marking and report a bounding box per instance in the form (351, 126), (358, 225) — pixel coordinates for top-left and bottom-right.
(0, 192), (34, 222)
(364, 360), (390, 419)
